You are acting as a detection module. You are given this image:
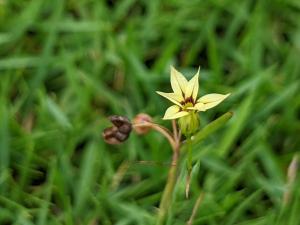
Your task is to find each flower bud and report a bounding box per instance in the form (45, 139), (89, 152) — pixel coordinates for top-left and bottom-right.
(178, 112), (199, 137)
(132, 113), (153, 135)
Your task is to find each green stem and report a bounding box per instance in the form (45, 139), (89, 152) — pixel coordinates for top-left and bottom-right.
(185, 136), (193, 198)
(156, 145), (179, 225)
(187, 137), (192, 172)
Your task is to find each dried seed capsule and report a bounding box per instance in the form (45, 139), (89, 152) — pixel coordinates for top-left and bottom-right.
(109, 115), (132, 134)
(115, 131), (129, 142)
(118, 123), (132, 134)
(109, 115), (131, 128)
(103, 115), (132, 145)
(102, 127), (121, 145)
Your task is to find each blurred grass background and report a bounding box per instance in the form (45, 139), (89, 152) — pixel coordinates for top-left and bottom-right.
(0, 0), (300, 224)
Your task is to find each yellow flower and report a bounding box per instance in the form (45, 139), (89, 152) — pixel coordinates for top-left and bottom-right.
(156, 66), (230, 120)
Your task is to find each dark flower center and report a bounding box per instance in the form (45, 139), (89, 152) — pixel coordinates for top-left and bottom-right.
(180, 96), (195, 111)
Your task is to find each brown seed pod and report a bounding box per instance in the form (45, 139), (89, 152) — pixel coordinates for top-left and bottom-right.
(115, 131), (129, 142)
(109, 115), (131, 127)
(102, 127), (122, 145)
(132, 113), (153, 135)
(103, 115), (132, 145)
(118, 124), (132, 134)
(109, 115), (132, 133)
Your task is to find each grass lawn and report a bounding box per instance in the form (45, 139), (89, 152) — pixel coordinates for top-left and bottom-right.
(0, 0), (299, 224)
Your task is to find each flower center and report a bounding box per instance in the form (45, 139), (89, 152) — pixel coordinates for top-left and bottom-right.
(181, 97), (195, 111)
(183, 102), (193, 109)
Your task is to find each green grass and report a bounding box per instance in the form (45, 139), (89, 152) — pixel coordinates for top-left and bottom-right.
(0, 0), (300, 224)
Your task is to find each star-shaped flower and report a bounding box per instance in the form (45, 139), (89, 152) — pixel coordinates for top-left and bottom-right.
(156, 66), (230, 120)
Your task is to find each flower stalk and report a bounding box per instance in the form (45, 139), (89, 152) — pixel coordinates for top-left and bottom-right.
(156, 120), (181, 225)
(133, 122), (176, 150)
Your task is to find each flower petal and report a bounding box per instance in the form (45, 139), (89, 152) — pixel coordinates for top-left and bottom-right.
(185, 67), (200, 100)
(170, 66), (188, 98)
(163, 105), (189, 120)
(187, 102), (206, 111)
(198, 93), (230, 103)
(156, 91), (182, 107)
(198, 93), (230, 110)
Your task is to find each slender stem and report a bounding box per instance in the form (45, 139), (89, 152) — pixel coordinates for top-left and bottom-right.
(187, 137), (192, 172)
(156, 143), (180, 225)
(156, 122), (181, 225)
(185, 137), (192, 198)
(172, 120), (178, 140)
(133, 122), (176, 150)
